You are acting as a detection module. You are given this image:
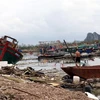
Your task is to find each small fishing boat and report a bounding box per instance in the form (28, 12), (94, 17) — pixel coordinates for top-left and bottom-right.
(38, 49), (65, 61)
(0, 35), (23, 64)
(61, 65), (100, 79)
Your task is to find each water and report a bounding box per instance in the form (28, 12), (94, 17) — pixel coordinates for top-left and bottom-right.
(16, 53), (100, 70)
(16, 53), (63, 70)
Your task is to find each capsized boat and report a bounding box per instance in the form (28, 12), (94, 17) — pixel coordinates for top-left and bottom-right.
(0, 35), (23, 64)
(61, 65), (100, 79)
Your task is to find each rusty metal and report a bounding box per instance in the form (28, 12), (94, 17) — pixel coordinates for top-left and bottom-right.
(61, 66), (100, 79)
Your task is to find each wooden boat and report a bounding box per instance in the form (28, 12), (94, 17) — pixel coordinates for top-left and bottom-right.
(61, 65), (100, 79)
(0, 35), (23, 64)
(38, 49), (66, 61)
(38, 54), (64, 60)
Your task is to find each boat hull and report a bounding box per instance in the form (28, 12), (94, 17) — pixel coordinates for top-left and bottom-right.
(61, 66), (100, 79)
(38, 54), (64, 60)
(0, 45), (23, 64)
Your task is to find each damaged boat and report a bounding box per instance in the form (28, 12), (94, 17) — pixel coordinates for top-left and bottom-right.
(0, 35), (23, 64)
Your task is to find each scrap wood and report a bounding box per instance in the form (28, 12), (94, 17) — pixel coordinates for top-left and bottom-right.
(2, 75), (24, 83)
(27, 77), (47, 83)
(61, 83), (81, 88)
(12, 87), (40, 98)
(1, 66), (14, 74)
(48, 82), (60, 86)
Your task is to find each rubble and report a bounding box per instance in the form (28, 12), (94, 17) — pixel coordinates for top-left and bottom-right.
(0, 66), (93, 100)
(0, 76), (92, 100)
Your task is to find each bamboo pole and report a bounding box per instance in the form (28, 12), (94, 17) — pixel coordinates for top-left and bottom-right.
(12, 87), (40, 98)
(63, 40), (75, 62)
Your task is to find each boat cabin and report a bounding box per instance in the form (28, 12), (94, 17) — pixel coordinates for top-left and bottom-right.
(0, 35), (18, 49)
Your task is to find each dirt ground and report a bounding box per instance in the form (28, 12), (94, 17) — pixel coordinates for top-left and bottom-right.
(0, 75), (93, 100)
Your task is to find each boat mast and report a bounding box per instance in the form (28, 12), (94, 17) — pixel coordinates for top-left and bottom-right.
(63, 40), (75, 62)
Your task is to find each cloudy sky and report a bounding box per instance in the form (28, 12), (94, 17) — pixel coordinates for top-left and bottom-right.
(0, 0), (100, 45)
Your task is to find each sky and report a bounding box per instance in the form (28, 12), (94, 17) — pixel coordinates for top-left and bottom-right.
(0, 0), (100, 45)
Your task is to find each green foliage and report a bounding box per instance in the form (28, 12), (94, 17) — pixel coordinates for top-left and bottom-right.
(18, 44), (39, 51)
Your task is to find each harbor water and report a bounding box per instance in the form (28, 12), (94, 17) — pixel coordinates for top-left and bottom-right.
(16, 53), (100, 70)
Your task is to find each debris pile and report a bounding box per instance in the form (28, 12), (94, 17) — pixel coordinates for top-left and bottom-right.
(0, 66), (94, 100)
(0, 76), (92, 100)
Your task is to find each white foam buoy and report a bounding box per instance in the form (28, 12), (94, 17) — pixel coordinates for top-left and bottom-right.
(73, 76), (80, 84)
(85, 92), (99, 100)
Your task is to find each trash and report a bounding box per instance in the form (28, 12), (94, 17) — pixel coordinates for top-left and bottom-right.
(85, 92), (99, 100)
